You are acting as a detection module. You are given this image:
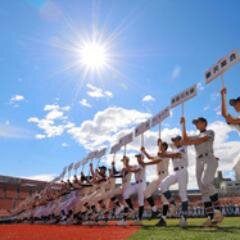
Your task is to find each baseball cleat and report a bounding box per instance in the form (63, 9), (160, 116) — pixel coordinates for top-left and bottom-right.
(132, 219), (143, 226)
(117, 219), (128, 226)
(179, 217), (188, 228)
(150, 210), (160, 219)
(115, 205), (124, 216)
(202, 218), (217, 227)
(155, 217), (167, 227)
(212, 209), (224, 223)
(169, 204), (176, 216)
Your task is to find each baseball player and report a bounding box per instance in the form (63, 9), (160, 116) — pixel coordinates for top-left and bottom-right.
(181, 116), (223, 226)
(119, 156), (134, 225)
(221, 87), (240, 129)
(123, 154), (146, 224)
(157, 135), (189, 228)
(140, 140), (170, 218)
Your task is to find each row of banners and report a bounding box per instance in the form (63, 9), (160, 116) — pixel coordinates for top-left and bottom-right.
(52, 49), (240, 182)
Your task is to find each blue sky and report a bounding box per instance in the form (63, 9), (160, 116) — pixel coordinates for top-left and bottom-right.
(1, 0), (240, 186)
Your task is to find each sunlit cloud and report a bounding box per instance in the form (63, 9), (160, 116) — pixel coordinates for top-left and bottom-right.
(142, 95), (155, 102)
(86, 83), (113, 99)
(171, 65), (181, 80)
(79, 98), (92, 108)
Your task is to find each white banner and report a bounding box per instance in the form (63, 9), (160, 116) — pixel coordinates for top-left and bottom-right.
(86, 150), (99, 160)
(95, 147), (107, 159)
(151, 107), (170, 128)
(119, 132), (134, 146)
(52, 176), (61, 182)
(205, 49), (240, 84)
(73, 161), (81, 170)
(68, 162), (74, 171)
(135, 119), (151, 137)
(171, 84), (197, 108)
(81, 158), (88, 165)
(62, 166), (67, 176)
(110, 143), (122, 154)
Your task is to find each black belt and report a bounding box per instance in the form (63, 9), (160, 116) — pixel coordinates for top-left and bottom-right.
(136, 180), (143, 184)
(198, 153), (209, 159)
(158, 171), (165, 175)
(174, 166), (184, 171)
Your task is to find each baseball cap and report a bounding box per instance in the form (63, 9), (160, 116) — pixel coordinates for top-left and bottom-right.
(121, 156), (129, 161)
(229, 97), (240, 106)
(99, 166), (107, 170)
(192, 117), (207, 125)
(171, 135), (182, 142)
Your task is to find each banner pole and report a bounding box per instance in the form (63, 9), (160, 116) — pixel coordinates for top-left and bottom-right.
(158, 123), (161, 139)
(181, 103), (185, 117)
(221, 74), (225, 88)
(141, 134), (144, 147)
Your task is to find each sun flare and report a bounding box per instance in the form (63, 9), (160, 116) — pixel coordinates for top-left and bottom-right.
(78, 41), (109, 71)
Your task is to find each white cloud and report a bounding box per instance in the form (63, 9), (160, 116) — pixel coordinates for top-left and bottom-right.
(197, 82), (204, 91)
(0, 122), (31, 139)
(86, 83), (113, 99)
(171, 65), (181, 80)
(35, 134), (46, 140)
(80, 98), (92, 108)
(62, 142), (69, 147)
(142, 95), (155, 102)
(100, 120), (240, 190)
(203, 105), (210, 111)
(23, 174), (55, 182)
(67, 107), (151, 150)
(28, 104), (73, 139)
(10, 95), (25, 107)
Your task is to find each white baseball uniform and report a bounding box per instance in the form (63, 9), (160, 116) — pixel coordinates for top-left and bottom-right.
(193, 130), (218, 202)
(144, 157), (169, 204)
(160, 146), (189, 202)
(123, 164), (146, 206)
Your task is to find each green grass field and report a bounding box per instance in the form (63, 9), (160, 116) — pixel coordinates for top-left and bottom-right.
(129, 217), (240, 240)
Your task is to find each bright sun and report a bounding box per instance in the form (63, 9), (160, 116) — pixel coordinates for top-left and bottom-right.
(78, 41), (108, 71)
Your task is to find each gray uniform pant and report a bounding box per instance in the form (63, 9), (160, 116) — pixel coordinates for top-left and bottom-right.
(196, 156), (218, 202)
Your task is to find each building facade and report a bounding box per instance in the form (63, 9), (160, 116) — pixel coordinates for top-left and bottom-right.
(0, 175), (47, 216)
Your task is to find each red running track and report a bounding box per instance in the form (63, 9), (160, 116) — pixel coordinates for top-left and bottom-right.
(0, 224), (139, 240)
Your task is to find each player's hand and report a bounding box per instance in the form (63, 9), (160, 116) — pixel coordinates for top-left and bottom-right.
(140, 146), (145, 152)
(180, 116), (185, 124)
(226, 114), (234, 123)
(221, 87), (227, 95)
(157, 138), (162, 146)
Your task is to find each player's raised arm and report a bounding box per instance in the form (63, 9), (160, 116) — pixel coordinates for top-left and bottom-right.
(158, 151), (181, 159)
(221, 88), (240, 125)
(181, 118), (211, 145)
(180, 116), (188, 140)
(125, 158), (141, 173)
(90, 162), (95, 178)
(221, 87), (228, 119)
(141, 146), (154, 160)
